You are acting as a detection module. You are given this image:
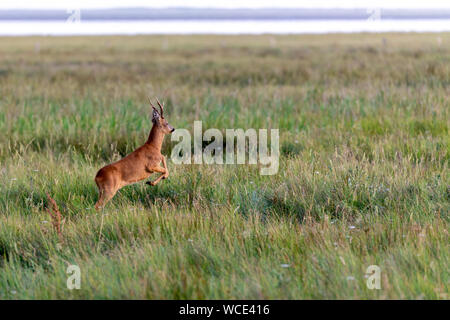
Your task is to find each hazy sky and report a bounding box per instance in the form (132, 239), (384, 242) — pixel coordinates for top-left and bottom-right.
(1, 0), (450, 9)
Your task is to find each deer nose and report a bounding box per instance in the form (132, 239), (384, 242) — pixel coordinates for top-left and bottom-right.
(171, 128), (175, 133)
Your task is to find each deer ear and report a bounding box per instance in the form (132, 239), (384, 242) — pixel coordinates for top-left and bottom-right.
(152, 108), (160, 122)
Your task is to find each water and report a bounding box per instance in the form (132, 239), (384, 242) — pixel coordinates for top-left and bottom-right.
(0, 19), (449, 36)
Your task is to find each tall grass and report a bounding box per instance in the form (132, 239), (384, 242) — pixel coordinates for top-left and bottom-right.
(0, 34), (448, 299)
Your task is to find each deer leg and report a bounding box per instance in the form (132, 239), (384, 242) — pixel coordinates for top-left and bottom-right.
(97, 188), (117, 210)
(145, 165), (167, 186)
(94, 189), (105, 210)
(95, 176), (118, 210)
(161, 156), (169, 179)
(95, 186), (117, 210)
(148, 175), (165, 186)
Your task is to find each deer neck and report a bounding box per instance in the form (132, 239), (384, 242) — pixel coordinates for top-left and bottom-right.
(146, 124), (165, 151)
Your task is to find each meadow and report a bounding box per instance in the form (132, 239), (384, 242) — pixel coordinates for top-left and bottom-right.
(0, 33), (448, 299)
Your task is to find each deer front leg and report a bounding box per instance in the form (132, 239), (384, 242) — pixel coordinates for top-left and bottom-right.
(161, 156), (169, 179)
(145, 164), (167, 186)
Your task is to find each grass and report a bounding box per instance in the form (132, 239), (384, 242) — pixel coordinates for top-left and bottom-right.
(0, 33), (448, 299)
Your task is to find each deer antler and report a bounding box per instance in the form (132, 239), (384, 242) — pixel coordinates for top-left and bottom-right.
(148, 96), (158, 114)
(156, 97), (164, 118)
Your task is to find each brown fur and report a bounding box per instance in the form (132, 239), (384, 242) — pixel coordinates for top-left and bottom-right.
(94, 99), (174, 210)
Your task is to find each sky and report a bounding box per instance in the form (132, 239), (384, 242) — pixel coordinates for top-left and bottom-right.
(1, 0), (450, 9)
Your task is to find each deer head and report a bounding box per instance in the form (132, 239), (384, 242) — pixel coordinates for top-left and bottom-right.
(149, 97), (175, 134)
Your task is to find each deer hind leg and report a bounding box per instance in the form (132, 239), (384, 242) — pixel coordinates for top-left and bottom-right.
(94, 175), (118, 210)
(95, 188), (116, 210)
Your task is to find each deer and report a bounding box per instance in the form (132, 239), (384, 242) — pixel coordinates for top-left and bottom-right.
(94, 98), (175, 210)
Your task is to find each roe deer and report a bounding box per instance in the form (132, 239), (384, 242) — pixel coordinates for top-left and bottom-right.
(94, 98), (175, 210)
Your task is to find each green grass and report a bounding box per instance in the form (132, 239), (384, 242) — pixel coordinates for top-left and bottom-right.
(0, 34), (448, 299)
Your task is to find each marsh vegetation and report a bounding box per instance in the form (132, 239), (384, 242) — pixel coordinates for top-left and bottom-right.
(0, 34), (448, 299)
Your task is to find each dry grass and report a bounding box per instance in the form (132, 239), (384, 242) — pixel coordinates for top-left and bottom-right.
(45, 193), (65, 242)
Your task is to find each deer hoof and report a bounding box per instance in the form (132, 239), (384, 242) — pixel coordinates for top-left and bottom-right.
(146, 181), (156, 186)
